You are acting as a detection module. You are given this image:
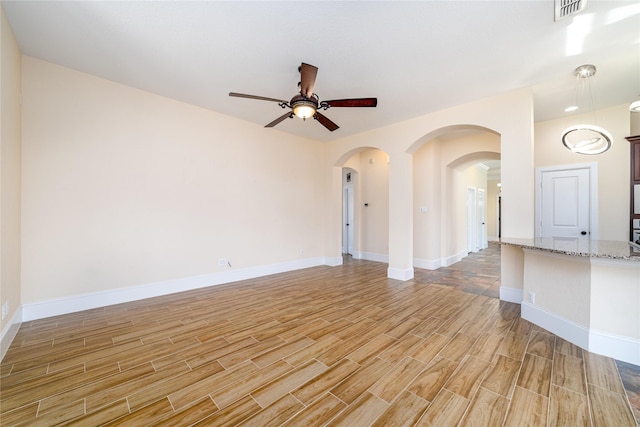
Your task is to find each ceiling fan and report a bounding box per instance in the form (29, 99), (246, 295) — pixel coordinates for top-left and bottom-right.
(229, 63), (377, 132)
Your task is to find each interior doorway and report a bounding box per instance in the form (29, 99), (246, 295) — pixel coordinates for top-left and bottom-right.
(497, 195), (502, 238)
(467, 187), (478, 253)
(342, 184), (354, 255)
(478, 188), (487, 249)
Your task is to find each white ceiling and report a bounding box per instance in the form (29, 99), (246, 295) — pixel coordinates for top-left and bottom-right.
(3, 1), (639, 142)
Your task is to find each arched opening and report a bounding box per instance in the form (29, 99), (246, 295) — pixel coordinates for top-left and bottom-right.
(338, 147), (390, 263)
(342, 167), (356, 255)
(412, 125), (501, 269)
(449, 152), (501, 255)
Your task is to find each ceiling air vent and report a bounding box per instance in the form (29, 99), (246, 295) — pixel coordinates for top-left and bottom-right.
(555, 0), (587, 21)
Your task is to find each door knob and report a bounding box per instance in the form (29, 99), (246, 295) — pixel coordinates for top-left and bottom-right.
(581, 231), (587, 235)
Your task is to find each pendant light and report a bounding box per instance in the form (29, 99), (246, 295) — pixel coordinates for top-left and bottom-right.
(561, 64), (613, 155)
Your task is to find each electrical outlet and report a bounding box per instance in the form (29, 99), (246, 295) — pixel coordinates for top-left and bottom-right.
(1, 301), (8, 320)
(527, 291), (536, 304)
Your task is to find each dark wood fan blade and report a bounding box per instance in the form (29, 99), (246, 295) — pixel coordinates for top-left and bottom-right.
(299, 63), (318, 98)
(265, 112), (293, 128)
(323, 98), (377, 108)
(229, 92), (287, 103)
(314, 111), (339, 131)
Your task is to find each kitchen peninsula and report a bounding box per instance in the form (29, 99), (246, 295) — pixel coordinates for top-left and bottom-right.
(499, 237), (640, 365)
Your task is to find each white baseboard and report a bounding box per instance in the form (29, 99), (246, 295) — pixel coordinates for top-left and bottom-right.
(413, 257), (443, 270)
(521, 302), (589, 349)
(414, 250), (468, 271)
(388, 267), (414, 281)
(357, 252), (389, 263)
(324, 256), (343, 267)
(350, 252), (413, 281)
(522, 302), (639, 366)
(1, 306), (23, 362)
(443, 250), (468, 267)
(589, 329), (640, 366)
(499, 287), (523, 304)
(21, 257), (327, 322)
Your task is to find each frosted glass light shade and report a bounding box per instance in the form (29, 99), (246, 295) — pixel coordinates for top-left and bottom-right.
(292, 103), (316, 119)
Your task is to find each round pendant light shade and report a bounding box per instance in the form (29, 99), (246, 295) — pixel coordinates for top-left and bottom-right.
(561, 124), (613, 155)
(561, 65), (613, 154)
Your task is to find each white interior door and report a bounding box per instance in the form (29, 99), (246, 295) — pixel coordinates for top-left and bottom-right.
(467, 187), (478, 253)
(539, 167), (591, 239)
(342, 185), (354, 254)
(478, 189), (487, 249)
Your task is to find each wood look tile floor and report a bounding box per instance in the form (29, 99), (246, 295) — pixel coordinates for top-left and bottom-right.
(1, 243), (638, 426)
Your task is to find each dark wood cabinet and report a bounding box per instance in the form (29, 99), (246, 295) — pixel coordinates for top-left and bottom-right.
(633, 139), (640, 181)
(628, 135), (640, 243)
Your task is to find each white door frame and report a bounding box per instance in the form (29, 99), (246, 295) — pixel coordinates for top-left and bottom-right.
(535, 162), (598, 240)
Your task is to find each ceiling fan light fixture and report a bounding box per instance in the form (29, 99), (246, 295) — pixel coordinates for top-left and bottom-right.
(229, 63), (376, 131)
(292, 102), (316, 119)
(290, 94), (318, 119)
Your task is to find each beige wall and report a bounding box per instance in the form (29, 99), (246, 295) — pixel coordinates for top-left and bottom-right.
(1, 7), (22, 336)
(590, 259), (640, 339)
(535, 104), (630, 240)
(413, 139), (442, 263)
(358, 149), (389, 258)
(524, 250), (592, 327)
(21, 57), (325, 304)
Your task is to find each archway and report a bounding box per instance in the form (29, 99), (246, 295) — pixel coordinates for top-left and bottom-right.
(449, 151), (501, 256)
(324, 90), (534, 285)
(337, 147), (390, 264)
(412, 126), (501, 269)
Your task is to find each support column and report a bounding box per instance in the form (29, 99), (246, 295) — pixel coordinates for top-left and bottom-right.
(499, 95), (535, 300)
(500, 244), (524, 303)
(324, 166), (343, 266)
(388, 152), (414, 280)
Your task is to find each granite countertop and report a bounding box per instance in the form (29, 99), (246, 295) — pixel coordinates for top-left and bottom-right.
(498, 237), (640, 261)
